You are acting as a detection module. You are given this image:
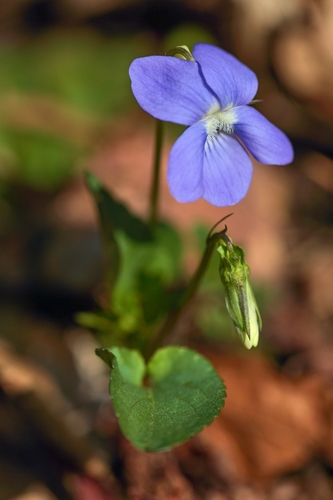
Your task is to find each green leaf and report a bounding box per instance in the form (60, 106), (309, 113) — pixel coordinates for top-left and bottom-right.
(96, 346), (226, 452)
(75, 310), (117, 333)
(146, 222), (182, 282)
(85, 172), (120, 289)
(85, 172), (152, 243)
(85, 172), (152, 291)
(138, 273), (182, 325)
(109, 224), (183, 333)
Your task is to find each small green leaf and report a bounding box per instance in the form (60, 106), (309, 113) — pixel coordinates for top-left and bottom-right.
(76, 311), (117, 333)
(96, 346), (226, 452)
(85, 172), (152, 292)
(85, 172), (152, 242)
(85, 172), (120, 289)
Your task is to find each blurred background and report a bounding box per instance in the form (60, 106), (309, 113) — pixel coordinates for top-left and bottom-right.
(1, 0), (333, 499)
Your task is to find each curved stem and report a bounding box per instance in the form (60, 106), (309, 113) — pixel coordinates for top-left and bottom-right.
(146, 235), (219, 358)
(149, 120), (163, 229)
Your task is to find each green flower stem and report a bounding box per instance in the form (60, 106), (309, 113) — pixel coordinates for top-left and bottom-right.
(149, 120), (164, 229)
(146, 235), (219, 358)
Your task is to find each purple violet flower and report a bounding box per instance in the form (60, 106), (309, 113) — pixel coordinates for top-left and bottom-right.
(129, 43), (294, 207)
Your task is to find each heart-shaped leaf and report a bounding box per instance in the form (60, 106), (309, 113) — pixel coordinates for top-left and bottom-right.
(96, 346), (226, 451)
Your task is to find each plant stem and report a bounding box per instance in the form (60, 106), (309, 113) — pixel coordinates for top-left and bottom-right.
(149, 119), (163, 229)
(146, 236), (218, 358)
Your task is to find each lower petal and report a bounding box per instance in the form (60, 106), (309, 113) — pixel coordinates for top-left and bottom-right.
(203, 134), (253, 206)
(167, 122), (206, 203)
(234, 106), (294, 165)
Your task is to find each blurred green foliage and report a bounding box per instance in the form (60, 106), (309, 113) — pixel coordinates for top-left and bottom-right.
(0, 128), (81, 190)
(0, 24), (215, 192)
(163, 23), (216, 54)
(0, 31), (150, 191)
(0, 31), (147, 115)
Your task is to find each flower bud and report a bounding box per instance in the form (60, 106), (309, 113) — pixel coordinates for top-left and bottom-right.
(165, 45), (195, 61)
(217, 235), (261, 349)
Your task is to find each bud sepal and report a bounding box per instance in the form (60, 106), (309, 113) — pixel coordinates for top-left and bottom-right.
(165, 45), (195, 61)
(216, 234), (262, 349)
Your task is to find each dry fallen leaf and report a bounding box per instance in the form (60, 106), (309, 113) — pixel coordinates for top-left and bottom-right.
(196, 351), (333, 483)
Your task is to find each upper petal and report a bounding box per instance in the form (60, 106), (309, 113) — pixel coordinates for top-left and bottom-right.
(203, 133), (253, 206)
(193, 43), (258, 108)
(167, 121), (206, 202)
(234, 106), (294, 165)
(129, 56), (217, 126)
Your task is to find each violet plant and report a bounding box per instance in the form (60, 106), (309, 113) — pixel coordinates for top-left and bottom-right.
(79, 43), (293, 452)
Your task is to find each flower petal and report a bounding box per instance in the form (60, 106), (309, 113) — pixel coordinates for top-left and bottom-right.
(167, 122), (206, 202)
(234, 106), (294, 164)
(203, 133), (253, 206)
(193, 43), (258, 108)
(129, 56), (217, 126)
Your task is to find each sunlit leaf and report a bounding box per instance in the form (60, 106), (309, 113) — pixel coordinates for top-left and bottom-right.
(96, 346), (226, 452)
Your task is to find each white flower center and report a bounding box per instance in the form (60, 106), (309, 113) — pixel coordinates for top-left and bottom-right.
(203, 104), (237, 141)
